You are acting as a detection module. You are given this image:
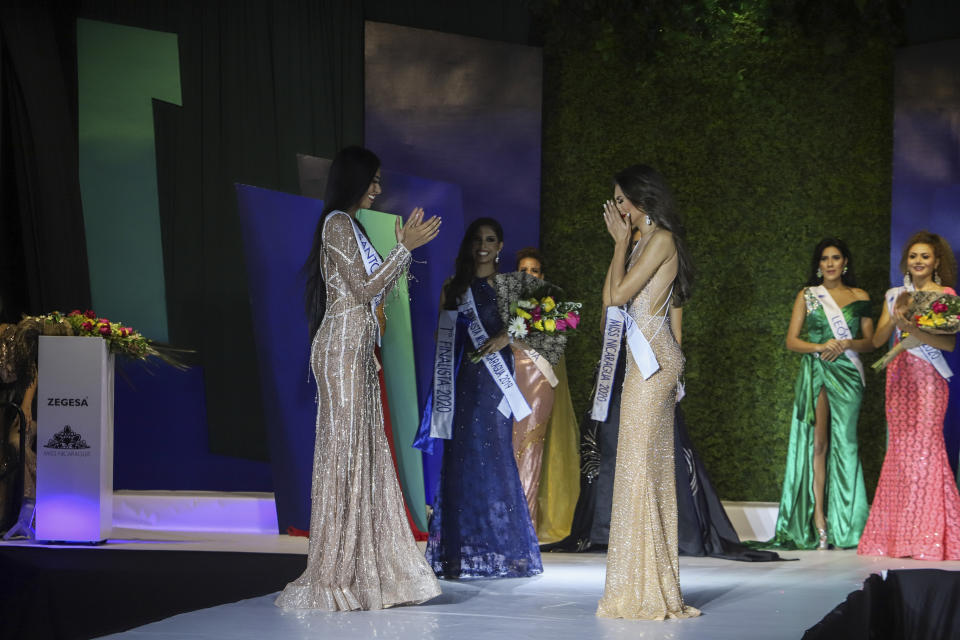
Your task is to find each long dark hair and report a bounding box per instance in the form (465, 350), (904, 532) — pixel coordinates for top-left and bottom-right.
(805, 237), (857, 287)
(303, 146), (380, 339)
(614, 164), (694, 306)
(443, 217), (504, 309)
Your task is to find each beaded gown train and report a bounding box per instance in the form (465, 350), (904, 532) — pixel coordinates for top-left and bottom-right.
(275, 212), (440, 610)
(858, 286), (960, 560)
(597, 250), (699, 620)
(425, 278), (543, 578)
(542, 343), (779, 562)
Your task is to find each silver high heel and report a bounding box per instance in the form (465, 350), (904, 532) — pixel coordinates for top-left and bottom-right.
(817, 527), (828, 550)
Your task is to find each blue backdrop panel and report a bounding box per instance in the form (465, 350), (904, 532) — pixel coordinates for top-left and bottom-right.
(892, 39), (960, 470)
(375, 169), (465, 504)
(364, 22), (544, 503)
(235, 184), (321, 531)
(114, 363), (272, 492)
(364, 21), (543, 266)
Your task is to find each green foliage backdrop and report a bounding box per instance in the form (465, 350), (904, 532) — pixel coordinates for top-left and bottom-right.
(537, 3), (897, 501)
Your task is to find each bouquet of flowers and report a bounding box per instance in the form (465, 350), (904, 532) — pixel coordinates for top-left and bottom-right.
(506, 293), (581, 341)
(468, 276), (581, 364)
(872, 291), (960, 371)
(29, 310), (190, 370)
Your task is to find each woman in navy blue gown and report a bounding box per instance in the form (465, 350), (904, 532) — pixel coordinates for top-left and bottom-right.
(418, 217), (542, 578)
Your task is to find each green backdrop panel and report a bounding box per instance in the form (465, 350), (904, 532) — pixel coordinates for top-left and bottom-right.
(538, 11), (893, 502)
(357, 209), (428, 531)
(78, 18), (182, 340)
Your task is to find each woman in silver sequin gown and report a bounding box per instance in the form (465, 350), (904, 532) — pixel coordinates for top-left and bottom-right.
(276, 147), (442, 611)
(596, 165), (700, 620)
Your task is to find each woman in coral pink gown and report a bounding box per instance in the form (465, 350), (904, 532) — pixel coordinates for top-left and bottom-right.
(858, 231), (960, 560)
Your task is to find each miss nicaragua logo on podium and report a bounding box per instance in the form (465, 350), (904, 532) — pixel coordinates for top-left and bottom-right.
(43, 425), (91, 451)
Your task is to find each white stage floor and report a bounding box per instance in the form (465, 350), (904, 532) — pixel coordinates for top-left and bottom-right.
(95, 545), (960, 640)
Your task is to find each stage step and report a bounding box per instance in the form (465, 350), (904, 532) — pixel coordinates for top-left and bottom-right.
(723, 501), (778, 542)
(112, 491), (776, 540)
(113, 491), (279, 534)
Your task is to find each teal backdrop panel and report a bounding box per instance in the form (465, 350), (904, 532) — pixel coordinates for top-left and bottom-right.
(357, 209), (427, 531)
(77, 19), (182, 340)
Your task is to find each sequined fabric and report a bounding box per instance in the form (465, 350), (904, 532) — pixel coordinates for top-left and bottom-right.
(425, 278), (543, 578)
(857, 345), (960, 560)
(511, 347), (555, 532)
(597, 251), (700, 620)
(275, 212), (440, 610)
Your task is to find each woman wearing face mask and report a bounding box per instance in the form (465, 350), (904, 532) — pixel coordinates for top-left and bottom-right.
(419, 219), (550, 578)
(858, 231), (960, 560)
(764, 238), (873, 551)
(595, 164), (699, 620)
(276, 146), (441, 611)
(513, 248), (580, 543)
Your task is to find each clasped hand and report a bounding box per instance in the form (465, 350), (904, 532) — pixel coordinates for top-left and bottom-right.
(477, 331), (510, 358)
(892, 305), (915, 334)
(819, 339), (849, 362)
(396, 207), (441, 250)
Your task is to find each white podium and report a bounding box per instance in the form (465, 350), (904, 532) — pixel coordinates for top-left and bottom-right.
(36, 336), (115, 542)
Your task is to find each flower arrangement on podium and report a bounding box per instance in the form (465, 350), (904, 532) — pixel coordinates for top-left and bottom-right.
(872, 291), (960, 371)
(30, 310), (189, 369)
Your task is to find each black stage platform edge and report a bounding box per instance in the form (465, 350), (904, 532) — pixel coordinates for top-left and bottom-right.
(803, 568), (960, 640)
(0, 546), (306, 640)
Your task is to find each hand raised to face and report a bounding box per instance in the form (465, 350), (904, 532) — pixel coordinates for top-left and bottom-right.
(603, 199), (632, 244)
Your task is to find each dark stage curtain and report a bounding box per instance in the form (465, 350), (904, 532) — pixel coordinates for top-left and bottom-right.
(76, 0), (366, 459)
(1, 0), (535, 464)
(0, 3), (90, 323)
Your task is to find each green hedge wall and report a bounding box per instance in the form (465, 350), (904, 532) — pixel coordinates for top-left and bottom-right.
(539, 10), (895, 501)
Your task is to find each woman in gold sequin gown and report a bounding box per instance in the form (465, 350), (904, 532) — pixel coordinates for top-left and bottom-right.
(596, 164), (700, 620)
(276, 147), (441, 611)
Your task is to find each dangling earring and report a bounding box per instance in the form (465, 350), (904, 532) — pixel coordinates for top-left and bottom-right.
(903, 273), (912, 287)
(934, 270), (942, 285)
(816, 268), (823, 279)
(645, 214), (652, 226)
(842, 265), (848, 275)
(495, 251), (500, 265)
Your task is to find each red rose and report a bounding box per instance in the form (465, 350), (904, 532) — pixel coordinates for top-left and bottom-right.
(932, 301), (948, 314)
(68, 310), (82, 317)
(98, 318), (110, 324)
(84, 310), (97, 319)
(555, 318), (568, 331)
(81, 321), (94, 331)
(98, 325), (111, 336)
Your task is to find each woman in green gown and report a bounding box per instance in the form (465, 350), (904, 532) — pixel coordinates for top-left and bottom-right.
(772, 238), (874, 550)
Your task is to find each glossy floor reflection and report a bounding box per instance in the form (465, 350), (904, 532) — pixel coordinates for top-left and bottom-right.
(98, 549), (960, 640)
